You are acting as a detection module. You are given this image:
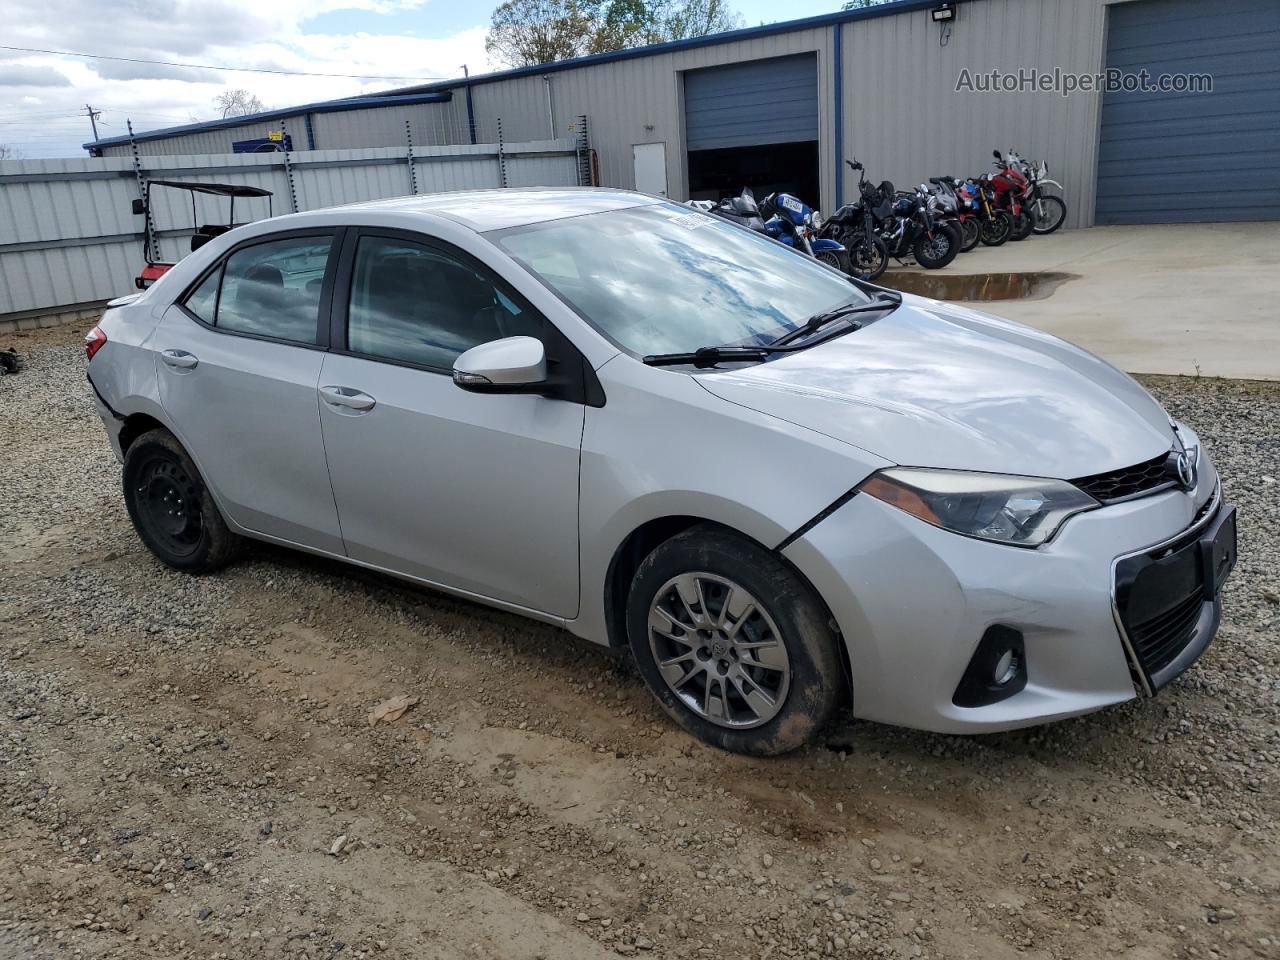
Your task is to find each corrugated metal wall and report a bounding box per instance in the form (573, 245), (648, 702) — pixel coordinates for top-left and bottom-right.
(1, 137), (580, 319)
(88, 0), (1186, 228)
(839, 0), (1116, 229)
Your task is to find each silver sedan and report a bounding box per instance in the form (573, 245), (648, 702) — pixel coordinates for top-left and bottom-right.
(86, 188), (1236, 755)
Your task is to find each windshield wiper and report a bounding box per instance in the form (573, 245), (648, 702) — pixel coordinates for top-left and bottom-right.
(768, 292), (902, 348)
(643, 292), (903, 369)
(643, 345), (772, 368)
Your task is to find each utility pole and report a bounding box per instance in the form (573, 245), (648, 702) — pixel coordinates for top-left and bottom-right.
(84, 104), (102, 141)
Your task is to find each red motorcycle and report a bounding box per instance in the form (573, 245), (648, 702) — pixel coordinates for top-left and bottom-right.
(988, 151), (1034, 242)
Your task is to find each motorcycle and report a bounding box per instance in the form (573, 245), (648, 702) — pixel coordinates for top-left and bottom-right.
(705, 188), (852, 274)
(812, 160), (890, 281)
(1006, 150), (1067, 234)
(989, 151), (1034, 241)
(962, 176), (1014, 247)
(871, 179), (960, 270)
(924, 177), (981, 253)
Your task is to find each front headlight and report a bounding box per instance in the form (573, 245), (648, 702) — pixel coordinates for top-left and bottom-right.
(860, 467), (1099, 547)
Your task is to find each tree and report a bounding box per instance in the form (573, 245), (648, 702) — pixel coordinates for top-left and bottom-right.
(0, 144), (22, 159)
(487, 0), (743, 66)
(486, 0), (602, 68)
(841, 0), (892, 9)
(214, 89), (266, 119)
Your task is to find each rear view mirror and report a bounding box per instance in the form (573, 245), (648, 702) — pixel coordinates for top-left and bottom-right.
(131, 198), (147, 215)
(453, 336), (547, 394)
(992, 150), (1002, 160)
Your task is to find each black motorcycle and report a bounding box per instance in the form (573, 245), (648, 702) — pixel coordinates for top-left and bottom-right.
(814, 160), (890, 281)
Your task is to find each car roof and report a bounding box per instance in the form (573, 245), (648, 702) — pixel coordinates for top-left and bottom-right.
(337, 188), (662, 232)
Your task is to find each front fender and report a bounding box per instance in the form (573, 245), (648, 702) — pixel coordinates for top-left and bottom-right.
(810, 238), (847, 254)
(568, 358), (889, 646)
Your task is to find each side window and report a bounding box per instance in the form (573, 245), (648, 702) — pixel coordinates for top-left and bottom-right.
(346, 236), (540, 369)
(182, 267), (221, 325)
(215, 236), (332, 344)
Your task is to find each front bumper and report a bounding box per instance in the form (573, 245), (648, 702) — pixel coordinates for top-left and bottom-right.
(782, 468), (1230, 734)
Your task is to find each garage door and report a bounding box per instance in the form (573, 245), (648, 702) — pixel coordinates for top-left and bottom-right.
(684, 54), (817, 151)
(1095, 0), (1280, 224)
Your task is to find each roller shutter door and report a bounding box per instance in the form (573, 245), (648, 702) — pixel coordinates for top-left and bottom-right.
(684, 54), (818, 152)
(1095, 0), (1280, 223)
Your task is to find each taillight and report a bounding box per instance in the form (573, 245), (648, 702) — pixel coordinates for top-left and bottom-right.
(85, 325), (107, 362)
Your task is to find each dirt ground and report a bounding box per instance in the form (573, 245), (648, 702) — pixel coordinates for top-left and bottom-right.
(2, 324), (1277, 960)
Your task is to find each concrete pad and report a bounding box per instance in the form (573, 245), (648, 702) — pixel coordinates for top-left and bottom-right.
(883, 223), (1280, 381)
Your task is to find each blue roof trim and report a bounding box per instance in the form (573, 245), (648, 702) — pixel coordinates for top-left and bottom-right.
(86, 0), (954, 151)
(381, 0), (951, 97)
(85, 91), (453, 150)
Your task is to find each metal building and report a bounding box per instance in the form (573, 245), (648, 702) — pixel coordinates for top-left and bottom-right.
(85, 0), (1280, 228)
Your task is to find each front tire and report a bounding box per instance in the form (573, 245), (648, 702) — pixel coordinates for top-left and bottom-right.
(1009, 211), (1033, 241)
(912, 223), (960, 269)
(626, 526), (843, 755)
(1030, 195), (1066, 234)
(979, 210), (1013, 246)
(122, 428), (241, 573)
(958, 217), (981, 252)
(849, 235), (889, 281)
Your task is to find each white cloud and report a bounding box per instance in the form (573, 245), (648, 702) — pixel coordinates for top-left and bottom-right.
(0, 0), (494, 157)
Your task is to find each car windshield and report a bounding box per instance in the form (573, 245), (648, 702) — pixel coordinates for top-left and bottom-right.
(491, 202), (869, 357)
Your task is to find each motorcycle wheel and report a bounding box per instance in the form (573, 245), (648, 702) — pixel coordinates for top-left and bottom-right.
(848, 236), (889, 281)
(958, 218), (981, 253)
(1030, 195), (1066, 234)
(1009, 211), (1033, 241)
(979, 211), (1013, 246)
(913, 224), (959, 270)
(815, 248), (852, 275)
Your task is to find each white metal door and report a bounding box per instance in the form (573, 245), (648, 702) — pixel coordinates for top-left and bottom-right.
(632, 143), (668, 197)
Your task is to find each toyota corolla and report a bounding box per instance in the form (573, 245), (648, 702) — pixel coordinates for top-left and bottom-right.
(85, 189), (1236, 755)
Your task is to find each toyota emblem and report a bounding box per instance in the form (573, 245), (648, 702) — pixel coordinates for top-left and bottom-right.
(1175, 450), (1197, 490)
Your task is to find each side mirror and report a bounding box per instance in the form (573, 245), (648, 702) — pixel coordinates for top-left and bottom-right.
(452, 336), (547, 394)
(131, 198), (147, 215)
(992, 150), (1003, 160)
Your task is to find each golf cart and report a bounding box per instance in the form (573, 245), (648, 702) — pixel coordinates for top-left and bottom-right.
(132, 180), (273, 289)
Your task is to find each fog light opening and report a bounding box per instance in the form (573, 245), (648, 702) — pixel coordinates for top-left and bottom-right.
(952, 625), (1028, 708)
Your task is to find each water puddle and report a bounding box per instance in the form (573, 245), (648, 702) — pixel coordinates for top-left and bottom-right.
(878, 271), (1078, 302)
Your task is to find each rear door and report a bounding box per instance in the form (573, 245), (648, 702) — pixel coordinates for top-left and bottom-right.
(316, 230), (585, 617)
(156, 231), (344, 554)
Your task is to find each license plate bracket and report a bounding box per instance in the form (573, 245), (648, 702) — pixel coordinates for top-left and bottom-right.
(1200, 505), (1237, 600)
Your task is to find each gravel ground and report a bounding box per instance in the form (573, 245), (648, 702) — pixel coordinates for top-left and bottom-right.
(1, 324), (1277, 960)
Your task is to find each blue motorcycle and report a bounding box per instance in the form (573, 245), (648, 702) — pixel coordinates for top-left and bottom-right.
(707, 188), (851, 274)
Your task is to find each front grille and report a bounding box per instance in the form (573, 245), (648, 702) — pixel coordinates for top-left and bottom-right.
(1072, 451), (1173, 503)
(1127, 590), (1204, 677)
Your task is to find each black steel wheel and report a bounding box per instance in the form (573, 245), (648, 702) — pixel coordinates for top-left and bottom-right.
(122, 428), (241, 573)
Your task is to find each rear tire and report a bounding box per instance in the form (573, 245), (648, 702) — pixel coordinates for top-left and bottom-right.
(815, 248), (851, 275)
(122, 428), (241, 573)
(626, 525), (843, 755)
(1009, 211), (1033, 241)
(958, 217), (981, 253)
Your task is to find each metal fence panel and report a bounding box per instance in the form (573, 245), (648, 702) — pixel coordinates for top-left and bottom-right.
(0, 135), (582, 319)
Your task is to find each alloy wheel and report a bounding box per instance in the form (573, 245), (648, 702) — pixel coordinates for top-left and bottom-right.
(647, 572), (791, 729)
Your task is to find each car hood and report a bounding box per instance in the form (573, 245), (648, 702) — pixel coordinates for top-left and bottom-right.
(698, 296), (1174, 479)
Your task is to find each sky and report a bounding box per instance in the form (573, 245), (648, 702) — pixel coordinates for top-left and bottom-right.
(0, 0), (842, 158)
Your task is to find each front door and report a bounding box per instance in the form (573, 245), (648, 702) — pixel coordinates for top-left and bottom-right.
(156, 232), (343, 554)
(316, 231), (584, 617)
(633, 143), (668, 197)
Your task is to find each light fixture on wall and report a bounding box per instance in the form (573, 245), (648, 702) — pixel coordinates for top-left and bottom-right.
(931, 3), (955, 47)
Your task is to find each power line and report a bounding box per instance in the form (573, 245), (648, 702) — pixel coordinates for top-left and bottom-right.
(0, 44), (455, 81)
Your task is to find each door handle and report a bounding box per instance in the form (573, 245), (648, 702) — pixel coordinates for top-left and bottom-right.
(160, 349), (198, 370)
(319, 385), (376, 412)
